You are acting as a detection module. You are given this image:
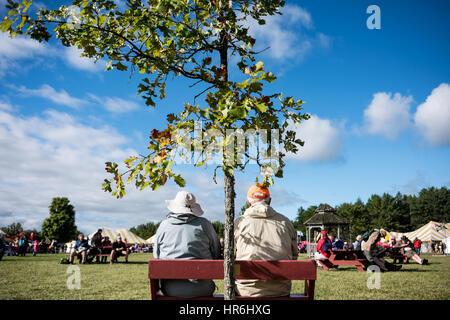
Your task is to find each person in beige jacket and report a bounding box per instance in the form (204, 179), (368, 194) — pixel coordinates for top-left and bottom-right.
(234, 184), (298, 297)
(362, 229), (401, 272)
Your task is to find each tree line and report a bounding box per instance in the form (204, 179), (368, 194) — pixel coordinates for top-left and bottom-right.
(293, 186), (450, 239)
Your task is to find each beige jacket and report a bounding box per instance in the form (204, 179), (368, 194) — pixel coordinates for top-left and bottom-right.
(234, 202), (298, 297)
(362, 229), (381, 252)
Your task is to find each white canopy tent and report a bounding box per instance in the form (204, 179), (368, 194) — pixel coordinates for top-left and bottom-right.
(388, 221), (449, 254)
(444, 237), (450, 255)
(88, 228), (147, 245)
(388, 221), (450, 242)
(146, 235), (156, 244)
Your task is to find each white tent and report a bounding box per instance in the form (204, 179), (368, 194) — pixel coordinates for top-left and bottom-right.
(388, 221), (450, 242)
(88, 228), (147, 245)
(146, 235), (156, 244)
(65, 240), (76, 253)
(444, 237), (450, 255)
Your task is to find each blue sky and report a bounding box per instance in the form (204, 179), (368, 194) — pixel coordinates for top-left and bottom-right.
(0, 0), (449, 234)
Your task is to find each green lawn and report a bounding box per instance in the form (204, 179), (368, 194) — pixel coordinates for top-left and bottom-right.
(1, 253), (449, 300)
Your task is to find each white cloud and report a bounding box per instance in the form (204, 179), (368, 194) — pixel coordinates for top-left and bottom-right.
(285, 115), (344, 162)
(0, 34), (49, 59)
(64, 46), (106, 73)
(243, 5), (331, 61)
(0, 101), (12, 111)
(414, 83), (450, 146)
(13, 84), (88, 109)
(88, 94), (141, 113)
(363, 92), (413, 140)
(0, 108), (228, 234)
(286, 5), (314, 29)
(0, 32), (55, 78)
(0, 33), (106, 78)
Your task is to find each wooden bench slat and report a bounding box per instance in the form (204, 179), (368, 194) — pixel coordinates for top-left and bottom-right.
(148, 259), (316, 300)
(148, 259), (317, 280)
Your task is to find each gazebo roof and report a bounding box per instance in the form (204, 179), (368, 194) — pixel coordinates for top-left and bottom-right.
(304, 204), (349, 226)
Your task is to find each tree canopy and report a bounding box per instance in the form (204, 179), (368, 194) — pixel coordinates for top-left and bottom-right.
(41, 197), (78, 243)
(130, 221), (160, 240)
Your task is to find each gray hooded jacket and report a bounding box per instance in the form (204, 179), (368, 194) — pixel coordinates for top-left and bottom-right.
(154, 213), (221, 298)
(154, 213), (221, 260)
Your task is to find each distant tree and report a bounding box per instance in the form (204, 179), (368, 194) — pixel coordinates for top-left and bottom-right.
(292, 205), (317, 236)
(364, 192), (411, 232)
(212, 221), (224, 239)
(0, 222), (23, 238)
(240, 203), (249, 216)
(41, 197), (78, 243)
(130, 221), (161, 240)
(409, 187), (450, 228)
(338, 198), (377, 236)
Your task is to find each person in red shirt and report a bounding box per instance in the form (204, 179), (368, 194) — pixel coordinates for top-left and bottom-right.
(314, 231), (332, 266)
(413, 237), (422, 255)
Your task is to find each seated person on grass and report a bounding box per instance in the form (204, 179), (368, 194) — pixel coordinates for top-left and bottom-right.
(314, 230), (332, 267)
(89, 229), (103, 263)
(69, 234), (89, 264)
(101, 236), (111, 263)
(234, 184), (298, 298)
(399, 236), (428, 265)
(154, 191), (221, 298)
(110, 236), (129, 264)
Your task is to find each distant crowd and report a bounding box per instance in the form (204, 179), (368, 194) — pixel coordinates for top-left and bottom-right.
(314, 229), (432, 272)
(66, 229), (153, 265)
(0, 233), (63, 259)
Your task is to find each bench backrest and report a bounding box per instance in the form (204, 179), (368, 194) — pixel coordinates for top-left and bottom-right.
(148, 259), (316, 280)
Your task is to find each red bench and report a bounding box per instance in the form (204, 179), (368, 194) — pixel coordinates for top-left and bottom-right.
(148, 259), (316, 300)
(319, 249), (369, 272)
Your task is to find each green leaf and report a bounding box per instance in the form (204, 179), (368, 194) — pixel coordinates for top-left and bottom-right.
(254, 102), (267, 113)
(174, 175), (186, 187)
(115, 61), (128, 71)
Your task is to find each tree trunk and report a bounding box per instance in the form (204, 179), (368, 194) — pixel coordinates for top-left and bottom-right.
(218, 11), (236, 300)
(223, 170), (236, 300)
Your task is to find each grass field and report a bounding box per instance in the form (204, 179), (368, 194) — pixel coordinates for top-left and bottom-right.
(1, 253), (449, 300)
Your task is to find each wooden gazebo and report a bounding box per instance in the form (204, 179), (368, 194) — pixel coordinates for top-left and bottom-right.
(304, 204), (350, 258)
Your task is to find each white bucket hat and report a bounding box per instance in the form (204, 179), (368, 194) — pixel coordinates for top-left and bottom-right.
(165, 191), (204, 217)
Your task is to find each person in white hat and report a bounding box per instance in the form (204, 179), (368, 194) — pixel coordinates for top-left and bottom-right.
(154, 191), (221, 298)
